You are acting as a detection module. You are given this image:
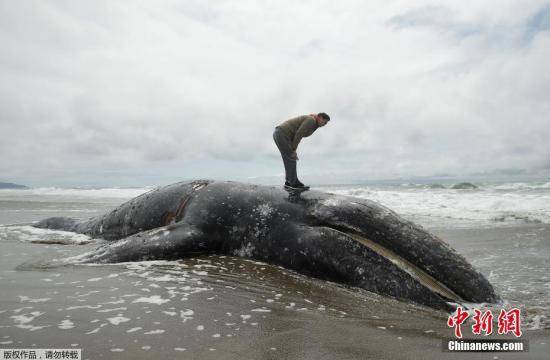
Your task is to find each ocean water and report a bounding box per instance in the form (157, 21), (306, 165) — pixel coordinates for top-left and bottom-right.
(318, 181), (550, 228)
(0, 180), (548, 359)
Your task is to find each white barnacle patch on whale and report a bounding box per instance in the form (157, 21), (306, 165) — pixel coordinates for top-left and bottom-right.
(234, 242), (254, 257)
(192, 183), (206, 191)
(320, 197), (344, 207)
(256, 203), (274, 218)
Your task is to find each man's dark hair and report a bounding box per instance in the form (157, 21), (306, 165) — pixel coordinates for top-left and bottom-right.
(318, 112), (330, 121)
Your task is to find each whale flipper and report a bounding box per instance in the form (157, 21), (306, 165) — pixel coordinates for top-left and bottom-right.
(72, 222), (218, 264)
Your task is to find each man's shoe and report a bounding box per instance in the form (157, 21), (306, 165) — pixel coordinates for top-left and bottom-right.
(285, 182), (310, 191)
(295, 180), (310, 190)
(284, 182), (297, 189)
(284, 181), (296, 189)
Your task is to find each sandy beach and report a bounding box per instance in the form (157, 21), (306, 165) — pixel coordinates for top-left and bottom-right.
(0, 185), (548, 359)
(0, 224), (547, 359)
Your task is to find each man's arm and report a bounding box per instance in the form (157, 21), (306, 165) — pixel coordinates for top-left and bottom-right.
(291, 117), (317, 151)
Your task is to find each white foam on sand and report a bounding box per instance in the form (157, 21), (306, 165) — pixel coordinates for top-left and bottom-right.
(19, 296), (51, 303)
(192, 270), (208, 276)
(66, 305), (102, 310)
(10, 311), (48, 331)
(97, 307), (127, 313)
(13, 307), (34, 313)
(131, 295), (170, 305)
(147, 275), (178, 282)
(107, 316), (131, 325)
(180, 309), (194, 322)
(181, 309), (194, 316)
(251, 308), (271, 312)
(0, 225), (93, 244)
(113, 262), (213, 307)
(58, 320), (74, 329)
(99, 299), (125, 305)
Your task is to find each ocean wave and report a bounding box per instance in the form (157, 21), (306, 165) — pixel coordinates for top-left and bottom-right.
(318, 186), (550, 228)
(491, 182), (550, 191)
(490, 213), (543, 224)
(392, 181), (550, 191)
(0, 225), (94, 245)
(0, 187), (153, 199)
(450, 182), (478, 190)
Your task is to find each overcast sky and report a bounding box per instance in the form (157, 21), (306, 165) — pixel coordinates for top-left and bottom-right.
(1, 0), (549, 187)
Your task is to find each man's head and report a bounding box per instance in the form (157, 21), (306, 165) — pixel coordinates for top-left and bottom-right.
(316, 112), (330, 127)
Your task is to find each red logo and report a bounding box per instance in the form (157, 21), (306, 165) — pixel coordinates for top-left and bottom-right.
(447, 306), (470, 338)
(497, 308), (522, 337)
(472, 309), (493, 335)
(447, 307), (522, 338)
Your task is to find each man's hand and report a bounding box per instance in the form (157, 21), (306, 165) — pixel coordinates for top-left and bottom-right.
(291, 151), (299, 160)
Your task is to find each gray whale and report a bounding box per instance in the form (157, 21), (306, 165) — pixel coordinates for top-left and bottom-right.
(35, 180), (498, 310)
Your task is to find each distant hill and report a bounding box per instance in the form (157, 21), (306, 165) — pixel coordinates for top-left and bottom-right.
(0, 182), (29, 189)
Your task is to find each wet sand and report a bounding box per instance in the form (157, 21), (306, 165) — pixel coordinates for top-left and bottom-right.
(0, 224), (548, 359)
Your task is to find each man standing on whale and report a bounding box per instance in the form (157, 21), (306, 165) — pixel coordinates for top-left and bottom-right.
(273, 112), (330, 190)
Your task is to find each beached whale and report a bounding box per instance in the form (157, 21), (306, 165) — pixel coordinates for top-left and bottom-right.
(34, 180), (498, 310)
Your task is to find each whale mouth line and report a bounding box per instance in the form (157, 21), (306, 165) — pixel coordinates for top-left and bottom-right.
(321, 224), (464, 303)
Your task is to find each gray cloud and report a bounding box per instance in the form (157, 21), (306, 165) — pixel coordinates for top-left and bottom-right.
(0, 0), (549, 186)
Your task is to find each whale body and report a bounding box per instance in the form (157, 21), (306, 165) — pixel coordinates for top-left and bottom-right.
(35, 180), (499, 310)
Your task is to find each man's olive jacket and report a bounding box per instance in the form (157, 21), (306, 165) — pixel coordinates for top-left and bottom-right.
(276, 115), (319, 151)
